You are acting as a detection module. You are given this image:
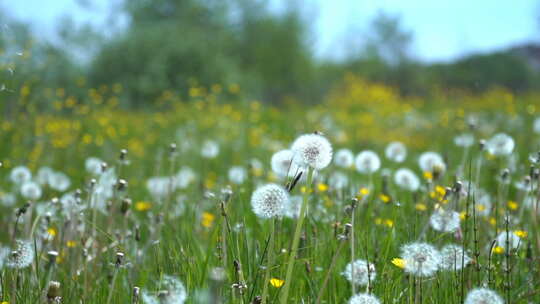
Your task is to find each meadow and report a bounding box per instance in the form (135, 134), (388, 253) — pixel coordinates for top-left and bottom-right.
(1, 74), (540, 303)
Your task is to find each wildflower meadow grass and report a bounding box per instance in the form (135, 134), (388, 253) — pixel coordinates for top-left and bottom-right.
(2, 77), (540, 303)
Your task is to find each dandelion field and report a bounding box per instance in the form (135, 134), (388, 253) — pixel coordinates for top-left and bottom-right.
(2, 76), (540, 304)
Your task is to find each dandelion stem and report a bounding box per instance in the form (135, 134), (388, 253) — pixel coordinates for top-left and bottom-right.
(280, 168), (313, 304)
(261, 219), (275, 304)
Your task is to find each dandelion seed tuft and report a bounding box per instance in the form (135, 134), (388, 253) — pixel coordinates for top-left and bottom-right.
(400, 242), (441, 277)
(464, 288), (503, 304)
(291, 133), (333, 170)
(341, 259), (376, 286)
(251, 184), (289, 219)
(348, 293), (381, 304)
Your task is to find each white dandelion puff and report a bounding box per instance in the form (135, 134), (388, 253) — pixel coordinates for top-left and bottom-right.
(201, 140), (220, 159)
(0, 246), (10, 269)
(291, 133), (333, 170)
(440, 244), (471, 271)
(36, 166), (54, 185)
(495, 231), (521, 251)
(355, 151), (381, 174)
(348, 293), (381, 304)
(251, 184), (289, 219)
(146, 177), (171, 200)
(328, 171), (349, 190)
(0, 193), (16, 207)
(176, 166), (196, 189)
(283, 195), (302, 219)
(429, 209), (461, 233)
(20, 181), (42, 200)
(271, 149), (298, 178)
(400, 242), (441, 277)
(534, 117), (540, 134)
(48, 172), (71, 192)
(341, 259), (376, 286)
(394, 168), (420, 191)
(10, 166), (32, 184)
(454, 133), (475, 148)
(418, 152), (446, 173)
(464, 288), (503, 304)
(486, 133), (514, 156)
(6, 240), (34, 269)
(142, 275), (187, 304)
(385, 141), (407, 163)
(85, 157), (103, 175)
(228, 166), (247, 184)
(334, 148), (354, 168)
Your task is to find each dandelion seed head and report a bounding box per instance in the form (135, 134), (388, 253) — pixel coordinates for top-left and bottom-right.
(429, 209), (461, 233)
(385, 141), (407, 162)
(228, 166), (247, 184)
(0, 193), (16, 207)
(394, 168), (420, 191)
(496, 231), (521, 250)
(334, 148), (354, 168)
(251, 184), (289, 219)
(271, 149), (300, 178)
(176, 166), (196, 189)
(464, 288), (503, 304)
(36, 166), (54, 185)
(419, 152), (446, 174)
(6, 240), (34, 269)
(10, 166), (31, 184)
(348, 293), (381, 304)
(201, 140), (219, 159)
(328, 171), (349, 190)
(341, 259), (376, 286)
(454, 133), (475, 148)
(20, 181), (42, 200)
(440, 244), (471, 271)
(355, 151), (381, 174)
(400, 242), (441, 277)
(48, 172), (71, 192)
(85, 157), (103, 175)
(142, 275), (187, 304)
(486, 133), (514, 156)
(291, 134), (333, 170)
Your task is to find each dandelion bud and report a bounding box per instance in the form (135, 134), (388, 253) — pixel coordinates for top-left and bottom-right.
(101, 162), (108, 173)
(120, 149), (128, 161)
(115, 252), (124, 267)
(46, 281), (61, 301)
(90, 178), (97, 189)
(135, 225), (141, 242)
(117, 179), (128, 191)
(120, 198), (132, 215)
(350, 197), (358, 209)
(251, 296), (262, 304)
(0, 161), (3, 168)
(169, 143), (177, 154)
(132, 287), (140, 304)
(47, 250), (59, 264)
(501, 169), (510, 180)
(16, 202), (31, 217)
(453, 181), (462, 193)
(479, 139), (486, 150)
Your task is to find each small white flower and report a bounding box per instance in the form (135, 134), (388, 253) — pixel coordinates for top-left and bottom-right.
(355, 151), (381, 174)
(10, 166), (32, 184)
(334, 149), (354, 168)
(201, 140), (220, 159)
(291, 133), (333, 170)
(400, 242), (441, 277)
(251, 184), (289, 219)
(341, 259), (376, 286)
(348, 293), (381, 304)
(228, 166), (247, 184)
(418, 152), (446, 173)
(429, 209), (461, 233)
(464, 288), (503, 304)
(20, 181), (42, 200)
(394, 168), (420, 191)
(454, 133), (475, 148)
(385, 141), (407, 163)
(486, 133), (514, 156)
(85, 157), (103, 175)
(440, 244), (471, 271)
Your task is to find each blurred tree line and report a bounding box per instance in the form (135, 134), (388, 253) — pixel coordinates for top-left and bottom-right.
(1, 0), (540, 108)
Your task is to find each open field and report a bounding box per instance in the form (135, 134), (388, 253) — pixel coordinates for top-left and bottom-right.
(1, 77), (540, 303)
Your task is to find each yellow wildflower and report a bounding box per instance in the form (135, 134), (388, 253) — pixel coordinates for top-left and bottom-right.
(415, 203), (427, 211)
(514, 230), (527, 238)
(384, 219), (394, 228)
(423, 171), (433, 180)
(317, 183), (329, 192)
(47, 227), (57, 238)
(202, 212), (215, 228)
(66, 240), (77, 248)
(379, 194), (391, 203)
(507, 201), (518, 211)
(359, 188), (369, 196)
(270, 278), (284, 288)
(492, 246), (504, 254)
(391, 258), (406, 269)
(135, 201), (152, 212)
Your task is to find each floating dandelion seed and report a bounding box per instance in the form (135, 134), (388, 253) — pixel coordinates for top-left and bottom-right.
(348, 293), (381, 304)
(385, 141), (407, 162)
(334, 148), (354, 168)
(429, 209), (461, 233)
(454, 133), (475, 148)
(291, 133), (333, 170)
(341, 259), (376, 286)
(496, 231), (521, 251)
(20, 181), (42, 200)
(464, 288), (503, 304)
(440, 244), (471, 271)
(400, 242), (441, 277)
(10, 166), (32, 184)
(85, 157), (103, 175)
(394, 168), (420, 191)
(419, 152), (446, 174)
(355, 151), (381, 174)
(228, 166), (247, 184)
(6, 240), (34, 269)
(201, 140), (220, 159)
(251, 184), (289, 219)
(486, 133), (514, 156)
